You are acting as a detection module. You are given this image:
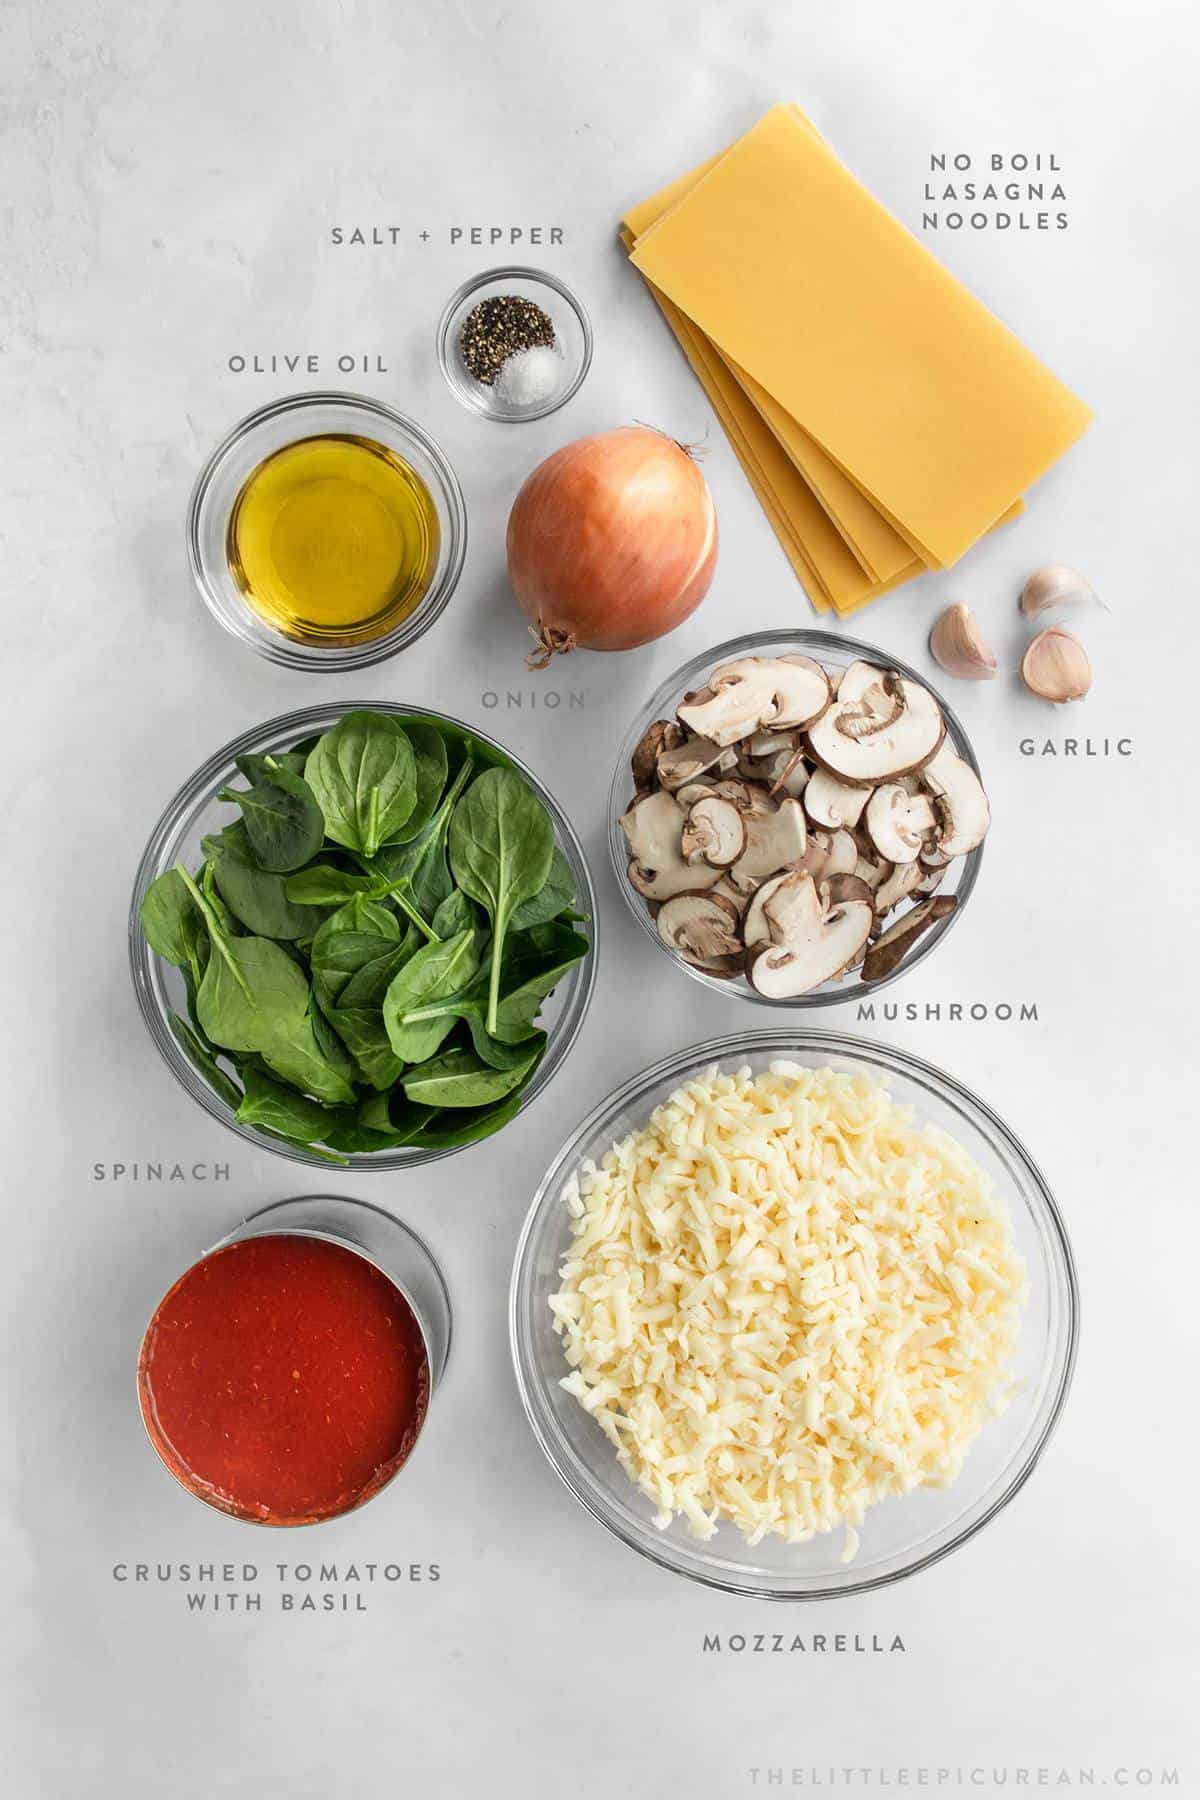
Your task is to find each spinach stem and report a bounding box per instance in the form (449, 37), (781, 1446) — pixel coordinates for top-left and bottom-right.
(173, 862), (252, 1001)
(388, 884), (441, 945)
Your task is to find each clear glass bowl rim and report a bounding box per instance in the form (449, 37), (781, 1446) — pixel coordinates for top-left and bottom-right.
(509, 1026), (1079, 1600)
(185, 390), (468, 671)
(136, 1194), (452, 1529)
(607, 627), (986, 1008)
(435, 265), (594, 423)
(128, 700), (599, 1170)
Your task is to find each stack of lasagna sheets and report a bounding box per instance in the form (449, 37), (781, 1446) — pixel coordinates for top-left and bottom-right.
(621, 105), (1092, 616)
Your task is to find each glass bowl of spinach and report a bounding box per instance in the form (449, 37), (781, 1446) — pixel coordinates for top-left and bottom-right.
(130, 704), (597, 1168)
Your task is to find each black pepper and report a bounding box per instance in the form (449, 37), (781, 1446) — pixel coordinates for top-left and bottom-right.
(459, 294), (556, 386)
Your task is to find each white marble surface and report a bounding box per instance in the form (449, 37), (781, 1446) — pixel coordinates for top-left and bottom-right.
(3, 0), (1198, 1792)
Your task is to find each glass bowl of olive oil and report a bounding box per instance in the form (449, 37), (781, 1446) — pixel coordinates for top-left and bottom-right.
(187, 393), (467, 670)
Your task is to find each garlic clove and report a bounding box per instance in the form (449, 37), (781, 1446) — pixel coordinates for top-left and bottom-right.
(1021, 627), (1092, 703)
(929, 602), (998, 681)
(1020, 563), (1101, 616)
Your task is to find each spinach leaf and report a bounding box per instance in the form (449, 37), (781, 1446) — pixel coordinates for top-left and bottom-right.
(510, 845), (576, 931)
(391, 920), (588, 1047)
(430, 888), (479, 939)
(304, 712), (417, 857)
(235, 1067), (342, 1143)
(284, 866), (380, 908)
(410, 1090), (527, 1148)
(168, 1013), (243, 1110)
(387, 722), (448, 844)
(217, 763), (325, 872)
(321, 1005), (405, 1091)
(260, 1005), (357, 1105)
(140, 869), (204, 967)
(467, 1017), (548, 1071)
(368, 751), (475, 919)
(402, 1044), (538, 1108)
(235, 750), (307, 782)
(203, 824), (314, 940)
(382, 928), (481, 1063)
(448, 767), (554, 1035)
(310, 902), (403, 1009)
(174, 864), (312, 1056)
(256, 1128), (348, 1167)
(490, 922), (590, 1043)
(322, 1099), (435, 1154)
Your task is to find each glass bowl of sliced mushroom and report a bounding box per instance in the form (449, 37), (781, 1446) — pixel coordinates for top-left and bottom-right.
(610, 631), (989, 1005)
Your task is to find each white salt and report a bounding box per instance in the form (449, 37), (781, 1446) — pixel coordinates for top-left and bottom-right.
(495, 344), (563, 408)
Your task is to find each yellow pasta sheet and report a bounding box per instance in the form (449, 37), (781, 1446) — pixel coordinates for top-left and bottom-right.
(630, 104), (1090, 570)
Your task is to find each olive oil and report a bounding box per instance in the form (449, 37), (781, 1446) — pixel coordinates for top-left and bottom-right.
(227, 435), (440, 645)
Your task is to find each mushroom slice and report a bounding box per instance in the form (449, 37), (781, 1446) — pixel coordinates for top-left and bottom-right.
(865, 784), (938, 865)
(806, 669), (945, 785)
(729, 797), (808, 888)
(920, 745), (991, 857)
(747, 873), (873, 998)
(622, 790), (721, 902)
(631, 719), (681, 789)
(657, 734), (735, 790)
(620, 788), (685, 864)
(711, 876), (749, 918)
(628, 854), (722, 903)
(804, 766), (870, 830)
(657, 890), (744, 968)
(822, 828), (858, 878)
(872, 860), (924, 916)
(743, 871), (792, 949)
(680, 795), (747, 868)
(920, 840), (953, 870)
(818, 873), (875, 911)
(678, 656), (831, 747)
(862, 896), (957, 983)
(914, 862), (948, 898)
(709, 776), (772, 815)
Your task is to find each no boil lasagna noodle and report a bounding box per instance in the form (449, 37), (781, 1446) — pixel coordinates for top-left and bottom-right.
(550, 1063), (1026, 1557)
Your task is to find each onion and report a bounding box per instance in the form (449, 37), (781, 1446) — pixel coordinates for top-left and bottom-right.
(506, 426), (718, 668)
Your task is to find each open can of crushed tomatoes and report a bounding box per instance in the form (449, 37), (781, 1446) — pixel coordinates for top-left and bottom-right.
(137, 1196), (451, 1526)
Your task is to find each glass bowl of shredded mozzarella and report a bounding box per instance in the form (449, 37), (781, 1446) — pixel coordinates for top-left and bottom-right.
(509, 1030), (1077, 1598)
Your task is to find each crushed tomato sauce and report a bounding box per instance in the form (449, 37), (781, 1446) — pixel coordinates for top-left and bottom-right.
(138, 1234), (429, 1525)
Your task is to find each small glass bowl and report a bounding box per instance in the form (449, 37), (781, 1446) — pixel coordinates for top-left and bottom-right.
(138, 1195), (452, 1526)
(186, 392), (467, 671)
(436, 267), (592, 422)
(609, 629), (986, 1008)
(510, 1030), (1078, 1599)
(129, 702), (598, 1170)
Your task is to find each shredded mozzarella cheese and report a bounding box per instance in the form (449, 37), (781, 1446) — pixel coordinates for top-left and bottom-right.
(550, 1062), (1026, 1555)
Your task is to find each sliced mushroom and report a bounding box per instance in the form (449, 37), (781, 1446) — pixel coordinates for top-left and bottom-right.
(914, 863), (948, 897)
(709, 776), (773, 815)
(657, 735), (735, 790)
(737, 728), (799, 776)
(743, 871), (792, 949)
(861, 896), (957, 983)
(728, 797), (808, 889)
(623, 790), (722, 901)
(822, 828), (859, 878)
(873, 860), (924, 915)
(819, 873), (875, 910)
(621, 788), (685, 864)
(920, 745), (991, 857)
(865, 785), (938, 865)
(747, 873), (873, 998)
(680, 796), (746, 868)
(711, 876), (749, 918)
(657, 890), (744, 968)
(807, 669), (945, 785)
(631, 719), (681, 789)
(675, 779), (718, 808)
(628, 854), (723, 902)
(804, 766), (870, 830)
(678, 656), (831, 747)
(853, 852), (891, 892)
(920, 840), (953, 870)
